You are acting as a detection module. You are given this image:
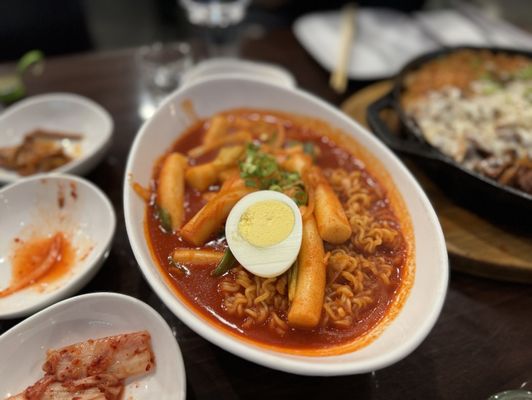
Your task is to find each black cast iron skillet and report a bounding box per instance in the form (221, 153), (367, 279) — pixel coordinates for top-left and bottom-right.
(367, 46), (532, 225)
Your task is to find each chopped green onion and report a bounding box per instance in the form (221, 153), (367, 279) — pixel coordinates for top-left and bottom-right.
(239, 143), (308, 205)
(239, 143), (279, 183)
(244, 178), (258, 187)
(211, 247), (237, 277)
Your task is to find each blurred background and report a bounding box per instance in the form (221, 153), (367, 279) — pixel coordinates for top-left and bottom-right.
(1, 0), (531, 62)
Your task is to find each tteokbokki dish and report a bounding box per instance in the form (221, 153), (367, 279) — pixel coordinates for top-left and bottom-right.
(135, 109), (414, 355)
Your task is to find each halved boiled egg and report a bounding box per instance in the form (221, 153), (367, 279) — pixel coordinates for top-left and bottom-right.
(225, 190), (302, 278)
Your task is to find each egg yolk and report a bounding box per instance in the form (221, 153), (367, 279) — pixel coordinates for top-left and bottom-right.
(238, 200), (295, 247)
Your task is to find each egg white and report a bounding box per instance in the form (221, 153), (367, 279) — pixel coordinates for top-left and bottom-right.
(225, 190), (303, 278)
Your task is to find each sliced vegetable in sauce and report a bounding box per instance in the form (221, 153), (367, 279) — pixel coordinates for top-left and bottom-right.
(211, 247), (237, 277)
(287, 260), (298, 302)
(155, 206), (172, 232)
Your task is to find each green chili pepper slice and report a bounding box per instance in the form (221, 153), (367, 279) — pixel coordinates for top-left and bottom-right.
(211, 247), (237, 277)
(156, 206), (172, 232)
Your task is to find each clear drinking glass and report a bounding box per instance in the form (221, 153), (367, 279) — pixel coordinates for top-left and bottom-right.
(137, 42), (193, 92)
(136, 42), (193, 119)
(180, 0), (250, 27)
(179, 0), (251, 57)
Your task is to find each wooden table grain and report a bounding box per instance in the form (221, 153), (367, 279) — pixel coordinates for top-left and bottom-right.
(1, 29), (531, 400)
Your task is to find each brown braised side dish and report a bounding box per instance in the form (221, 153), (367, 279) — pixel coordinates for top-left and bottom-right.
(0, 129), (82, 175)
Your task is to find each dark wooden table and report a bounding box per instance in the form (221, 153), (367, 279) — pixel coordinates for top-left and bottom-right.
(1, 29), (531, 400)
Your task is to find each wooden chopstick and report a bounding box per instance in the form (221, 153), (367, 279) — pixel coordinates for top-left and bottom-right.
(330, 3), (357, 94)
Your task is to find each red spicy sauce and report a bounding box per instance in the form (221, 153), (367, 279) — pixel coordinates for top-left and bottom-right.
(1, 232), (75, 297)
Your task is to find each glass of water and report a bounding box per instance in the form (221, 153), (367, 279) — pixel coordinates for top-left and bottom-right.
(179, 0), (251, 57)
(136, 42), (193, 119)
(137, 42), (193, 93)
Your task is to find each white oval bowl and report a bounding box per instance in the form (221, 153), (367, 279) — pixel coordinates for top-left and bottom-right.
(0, 174), (116, 318)
(0, 292), (186, 400)
(0, 93), (113, 183)
(123, 77), (448, 376)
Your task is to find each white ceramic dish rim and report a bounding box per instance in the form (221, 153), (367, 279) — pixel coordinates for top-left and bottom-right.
(0, 173), (116, 319)
(181, 58), (296, 88)
(0, 292), (186, 400)
(0, 92), (114, 184)
(123, 76), (448, 376)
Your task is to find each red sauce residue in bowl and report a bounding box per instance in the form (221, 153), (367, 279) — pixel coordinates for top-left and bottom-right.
(57, 183), (66, 209)
(0, 232), (75, 297)
(70, 181), (78, 200)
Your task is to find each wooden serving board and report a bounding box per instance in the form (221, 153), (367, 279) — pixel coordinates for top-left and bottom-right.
(342, 81), (532, 284)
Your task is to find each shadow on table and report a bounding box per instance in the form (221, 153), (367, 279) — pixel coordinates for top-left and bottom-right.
(179, 335), (443, 400)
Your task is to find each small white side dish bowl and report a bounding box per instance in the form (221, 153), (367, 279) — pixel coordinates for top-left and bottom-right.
(0, 292), (186, 400)
(0, 93), (113, 184)
(123, 77), (448, 376)
(181, 58), (296, 88)
(0, 174), (115, 318)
